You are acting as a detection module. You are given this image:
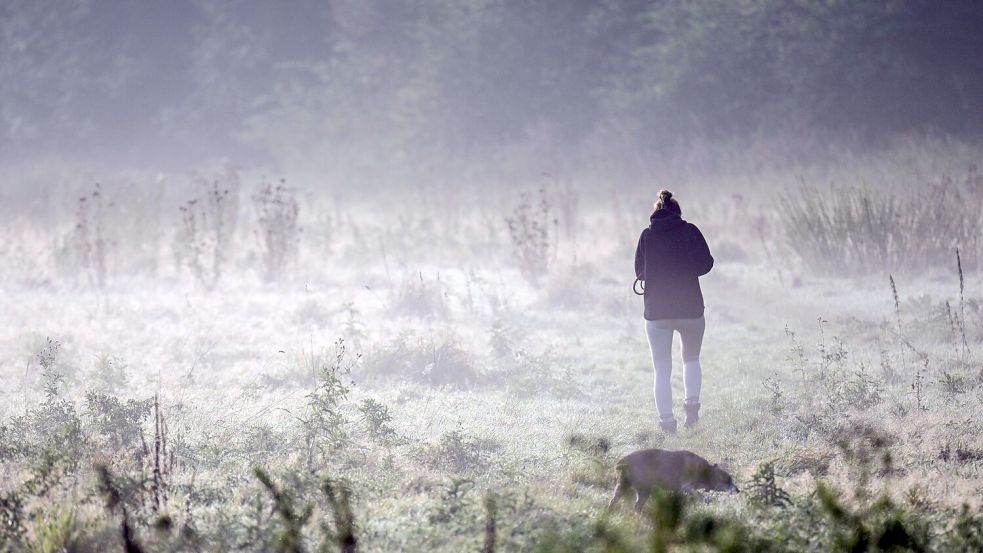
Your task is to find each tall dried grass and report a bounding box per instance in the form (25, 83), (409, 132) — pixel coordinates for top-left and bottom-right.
(779, 169), (983, 275)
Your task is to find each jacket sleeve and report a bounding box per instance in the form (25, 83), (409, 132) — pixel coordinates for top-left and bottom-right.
(689, 225), (714, 276)
(634, 230), (646, 279)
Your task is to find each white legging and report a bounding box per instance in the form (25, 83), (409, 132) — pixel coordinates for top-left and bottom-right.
(645, 316), (705, 423)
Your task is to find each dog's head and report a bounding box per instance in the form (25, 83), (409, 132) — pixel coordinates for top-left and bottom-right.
(707, 464), (739, 493)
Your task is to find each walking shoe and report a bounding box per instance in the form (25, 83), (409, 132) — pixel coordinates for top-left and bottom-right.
(683, 403), (700, 428)
(659, 418), (677, 434)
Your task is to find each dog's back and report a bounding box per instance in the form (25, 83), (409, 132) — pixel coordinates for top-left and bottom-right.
(618, 449), (709, 491)
(608, 449), (737, 511)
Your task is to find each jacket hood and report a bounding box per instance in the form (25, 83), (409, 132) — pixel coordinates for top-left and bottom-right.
(649, 211), (685, 232)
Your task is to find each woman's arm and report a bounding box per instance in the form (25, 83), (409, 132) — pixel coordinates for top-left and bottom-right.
(634, 230), (647, 279)
(688, 225), (714, 276)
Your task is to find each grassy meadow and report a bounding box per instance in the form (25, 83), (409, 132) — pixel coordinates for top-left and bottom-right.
(2, 146), (983, 552)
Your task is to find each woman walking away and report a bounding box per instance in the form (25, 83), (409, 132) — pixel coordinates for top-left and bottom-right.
(634, 190), (714, 434)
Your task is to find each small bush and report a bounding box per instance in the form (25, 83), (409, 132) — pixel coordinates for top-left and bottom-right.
(357, 398), (404, 447)
(90, 352), (130, 394)
(427, 477), (475, 525)
(301, 340), (358, 467)
(748, 461), (792, 508)
(37, 337), (64, 402)
(762, 376), (785, 415)
(361, 333), (480, 388)
(84, 392), (152, 452)
(421, 429), (499, 474)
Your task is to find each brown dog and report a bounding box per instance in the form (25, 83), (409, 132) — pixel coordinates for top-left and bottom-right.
(608, 449), (738, 512)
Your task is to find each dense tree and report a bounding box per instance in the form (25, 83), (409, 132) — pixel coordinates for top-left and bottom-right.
(2, 0), (982, 169)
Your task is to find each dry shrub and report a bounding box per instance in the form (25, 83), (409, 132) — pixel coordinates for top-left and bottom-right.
(179, 175), (239, 290)
(70, 184), (112, 288)
(779, 168), (983, 275)
(505, 188), (557, 285)
(252, 178), (300, 283)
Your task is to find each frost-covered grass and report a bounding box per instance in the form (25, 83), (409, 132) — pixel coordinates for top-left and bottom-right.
(2, 161), (983, 551)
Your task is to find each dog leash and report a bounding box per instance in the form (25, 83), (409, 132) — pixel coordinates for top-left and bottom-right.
(633, 278), (645, 296)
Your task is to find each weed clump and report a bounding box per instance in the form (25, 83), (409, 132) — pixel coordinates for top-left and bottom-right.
(84, 392), (152, 452)
(505, 188), (557, 285)
(179, 176), (238, 290)
(361, 332), (480, 388)
(748, 461), (792, 508)
(69, 183), (112, 288)
(301, 340), (358, 469)
(357, 398), (404, 447)
(421, 428), (499, 474)
(253, 178), (301, 283)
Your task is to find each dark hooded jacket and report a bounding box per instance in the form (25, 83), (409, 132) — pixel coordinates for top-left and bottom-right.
(634, 211), (713, 320)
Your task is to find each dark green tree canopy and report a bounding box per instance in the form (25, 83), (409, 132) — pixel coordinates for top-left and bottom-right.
(2, 0), (981, 167)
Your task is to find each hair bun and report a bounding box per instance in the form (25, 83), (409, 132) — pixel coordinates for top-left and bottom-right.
(653, 189), (681, 215)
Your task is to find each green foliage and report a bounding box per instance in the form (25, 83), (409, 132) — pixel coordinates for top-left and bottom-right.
(7, 1), (983, 172)
(817, 483), (928, 553)
(321, 477), (358, 553)
(24, 505), (87, 553)
(84, 392), (152, 451)
(251, 469), (359, 553)
(227, 1), (983, 174)
(90, 352), (130, 394)
(301, 340), (357, 467)
(356, 398), (403, 447)
(5, 169), (983, 553)
(0, 491), (26, 549)
(427, 478), (473, 526)
(748, 461), (792, 508)
(942, 504), (983, 552)
(422, 428), (498, 474)
(762, 377), (785, 415)
(37, 337), (64, 403)
(254, 468), (312, 553)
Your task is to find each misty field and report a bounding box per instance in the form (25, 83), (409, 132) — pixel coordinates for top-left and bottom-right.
(2, 149), (983, 552)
